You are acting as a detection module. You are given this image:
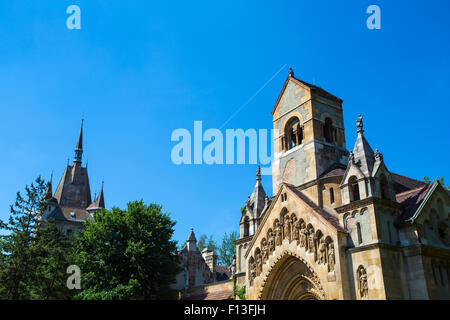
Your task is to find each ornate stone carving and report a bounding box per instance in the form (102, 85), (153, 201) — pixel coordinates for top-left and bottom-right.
(261, 239), (269, 265)
(268, 229), (275, 255)
(255, 250), (262, 276)
(300, 222), (307, 248)
(357, 265), (368, 298)
(308, 228), (315, 254)
(319, 238), (327, 264)
(249, 258), (256, 284)
(283, 215), (291, 241)
(327, 242), (335, 272)
(292, 216), (299, 241)
(275, 220), (282, 246)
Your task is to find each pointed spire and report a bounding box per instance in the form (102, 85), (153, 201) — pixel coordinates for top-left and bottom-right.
(256, 165), (261, 182)
(186, 228), (198, 252)
(247, 165), (267, 219)
(44, 180), (53, 201)
(351, 114), (376, 176)
(74, 117), (84, 163)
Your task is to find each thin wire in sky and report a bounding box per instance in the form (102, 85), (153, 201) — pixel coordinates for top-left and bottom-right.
(219, 64), (287, 130)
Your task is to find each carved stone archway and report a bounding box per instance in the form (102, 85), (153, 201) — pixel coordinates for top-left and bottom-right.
(258, 252), (326, 300)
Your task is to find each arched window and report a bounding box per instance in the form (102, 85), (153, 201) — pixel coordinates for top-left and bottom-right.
(356, 222), (362, 245)
(283, 117), (303, 151)
(323, 117), (335, 143)
(330, 188), (335, 204)
(380, 174), (389, 200)
(349, 176), (360, 202)
(243, 216), (250, 237)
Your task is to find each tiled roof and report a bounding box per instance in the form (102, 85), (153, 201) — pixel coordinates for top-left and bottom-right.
(285, 184), (346, 233)
(319, 163), (347, 179)
(391, 173), (427, 194)
(395, 183), (433, 221)
(216, 265), (232, 277)
(184, 289), (233, 300)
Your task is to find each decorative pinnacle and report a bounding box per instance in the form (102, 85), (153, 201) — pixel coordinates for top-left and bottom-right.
(289, 67), (294, 77)
(256, 165), (261, 181)
(356, 114), (364, 134)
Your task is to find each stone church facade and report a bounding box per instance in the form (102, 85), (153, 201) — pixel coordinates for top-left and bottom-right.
(235, 69), (450, 300)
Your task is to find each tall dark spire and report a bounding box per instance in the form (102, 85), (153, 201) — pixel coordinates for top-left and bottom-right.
(74, 118), (84, 163)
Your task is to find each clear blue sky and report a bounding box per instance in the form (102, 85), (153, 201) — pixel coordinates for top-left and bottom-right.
(0, 1), (449, 245)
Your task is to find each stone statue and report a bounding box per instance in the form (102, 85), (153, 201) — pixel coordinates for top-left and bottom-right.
(250, 259), (256, 283)
(313, 232), (319, 261)
(283, 215), (291, 241)
(356, 114), (364, 133)
(319, 238), (327, 264)
(268, 230), (275, 255)
(358, 266), (368, 298)
(328, 242), (335, 272)
(293, 218), (300, 241)
(261, 239), (269, 264)
(300, 223), (307, 248)
(307, 229), (315, 254)
(256, 252), (262, 276)
(275, 221), (282, 246)
(375, 149), (383, 161)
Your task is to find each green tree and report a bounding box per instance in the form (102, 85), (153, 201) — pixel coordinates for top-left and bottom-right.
(30, 221), (75, 299)
(218, 231), (238, 266)
(0, 176), (74, 300)
(424, 176), (449, 190)
(197, 234), (218, 253)
(0, 176), (47, 299)
(73, 201), (181, 299)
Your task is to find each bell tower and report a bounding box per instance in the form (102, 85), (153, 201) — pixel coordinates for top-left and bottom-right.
(271, 68), (348, 194)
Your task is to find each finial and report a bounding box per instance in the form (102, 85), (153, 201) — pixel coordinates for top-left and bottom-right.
(50, 171), (53, 184)
(375, 149), (383, 161)
(289, 67), (294, 77)
(356, 114), (364, 133)
(348, 151), (355, 164)
(256, 165), (261, 181)
(67, 157), (70, 166)
(101, 179), (104, 189)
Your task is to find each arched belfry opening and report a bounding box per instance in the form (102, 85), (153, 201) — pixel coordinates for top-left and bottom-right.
(282, 117), (303, 151)
(323, 117), (336, 143)
(349, 176), (360, 202)
(260, 254), (323, 300)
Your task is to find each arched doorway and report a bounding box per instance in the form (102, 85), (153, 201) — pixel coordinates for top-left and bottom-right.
(260, 254), (324, 300)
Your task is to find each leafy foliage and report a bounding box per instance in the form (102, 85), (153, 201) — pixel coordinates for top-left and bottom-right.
(0, 176), (74, 299)
(424, 176), (449, 190)
(233, 274), (246, 300)
(218, 231), (238, 266)
(73, 201), (181, 300)
(197, 234), (218, 253)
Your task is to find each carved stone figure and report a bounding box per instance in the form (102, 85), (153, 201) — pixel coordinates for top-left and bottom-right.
(300, 223), (307, 248)
(358, 266), (368, 298)
(293, 219), (300, 241)
(313, 232), (320, 261)
(261, 239), (269, 264)
(275, 221), (282, 246)
(308, 228), (315, 254)
(256, 252), (262, 276)
(249, 259), (256, 283)
(268, 230), (275, 255)
(283, 215), (291, 241)
(328, 243), (335, 272)
(319, 238), (327, 264)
